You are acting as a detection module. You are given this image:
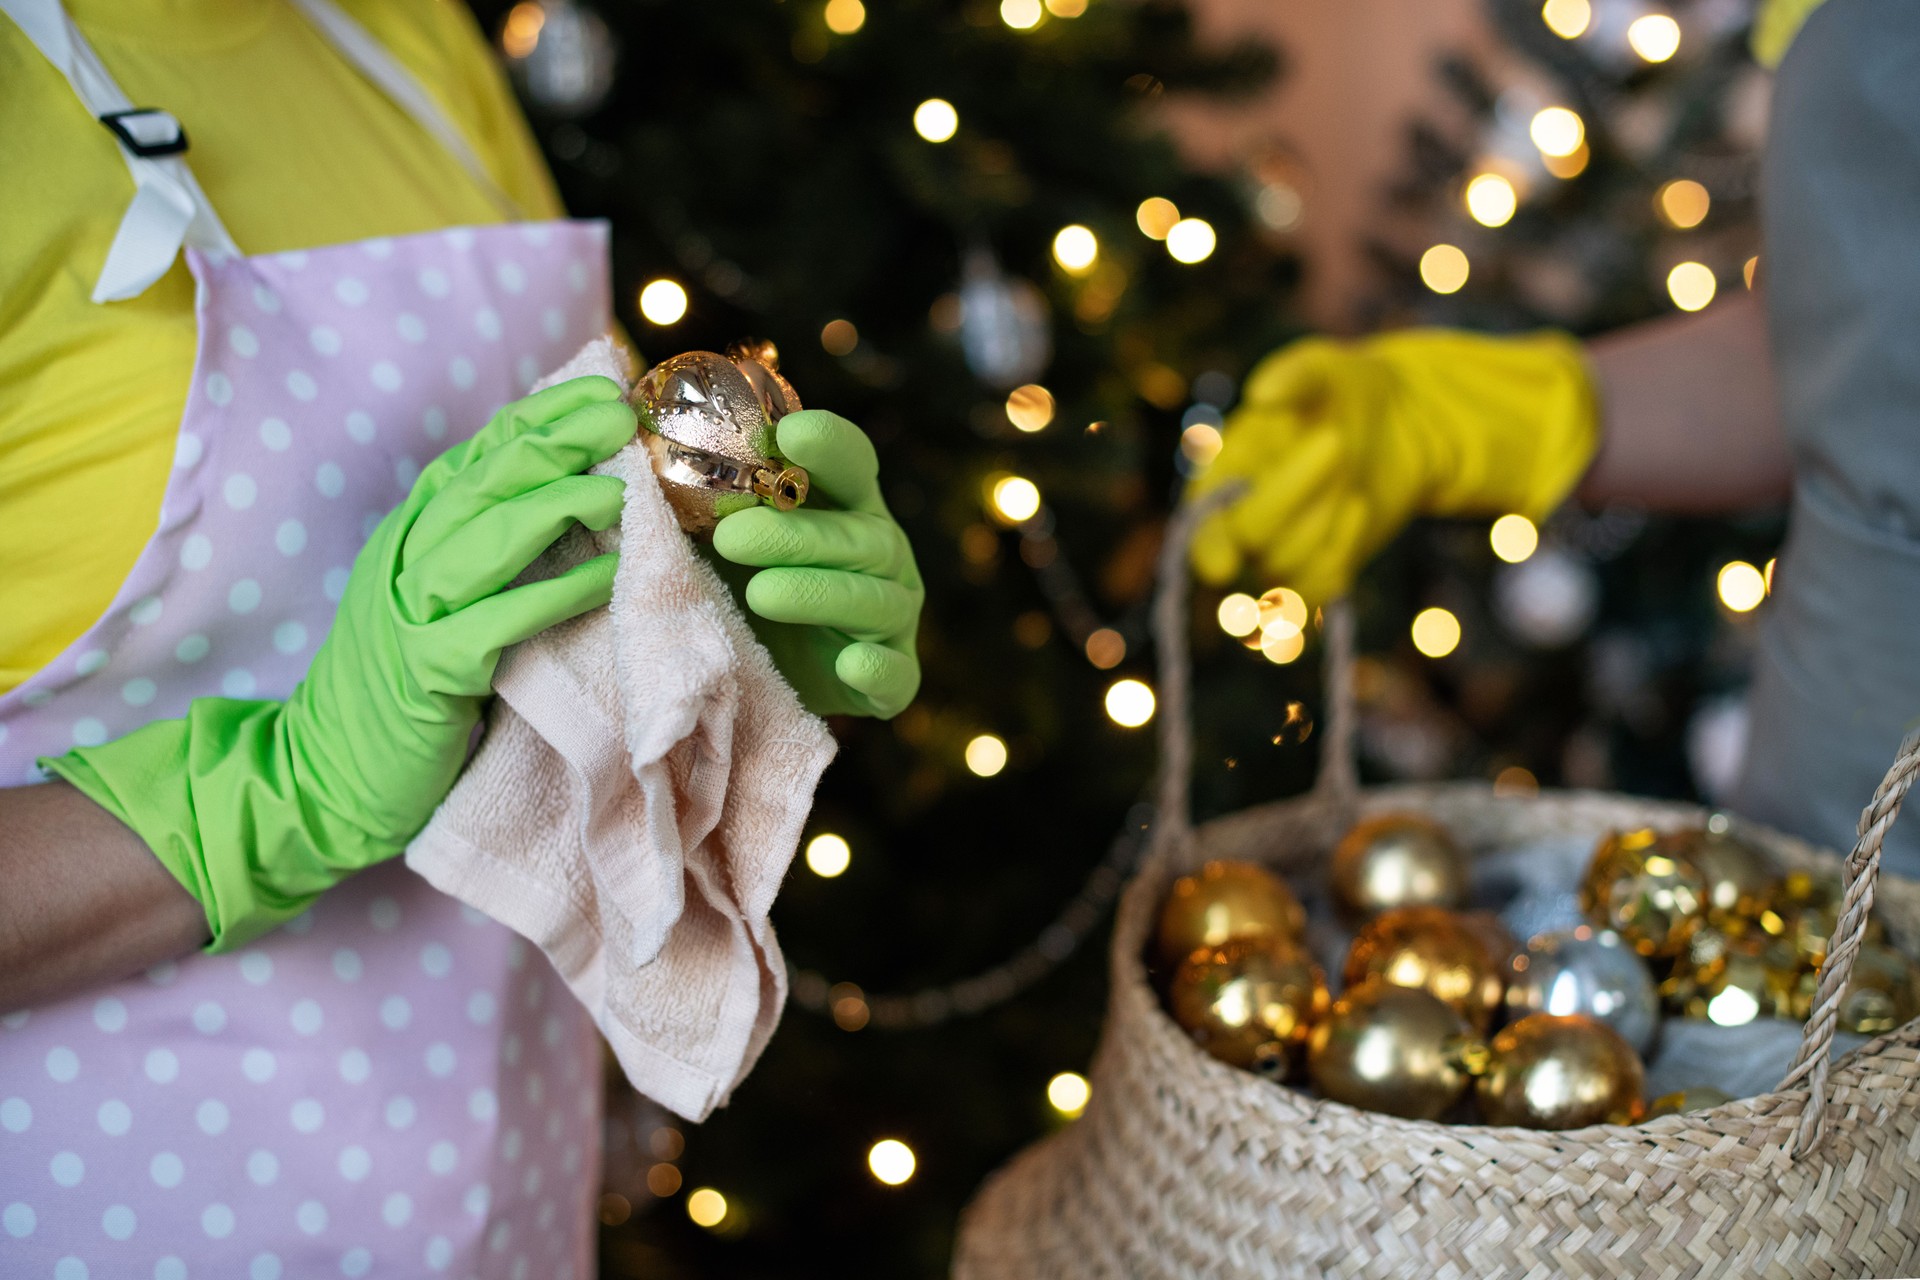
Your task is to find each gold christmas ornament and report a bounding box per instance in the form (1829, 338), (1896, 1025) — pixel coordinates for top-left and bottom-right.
(1580, 827), (1707, 958)
(1167, 936), (1329, 1074)
(1678, 825), (1779, 931)
(1342, 907), (1505, 1033)
(629, 342), (810, 536)
(1476, 1013), (1645, 1130)
(1664, 930), (1798, 1026)
(1834, 942), (1920, 1036)
(1306, 982), (1485, 1121)
(1154, 860), (1306, 970)
(1645, 1085), (1735, 1119)
(1329, 814), (1469, 923)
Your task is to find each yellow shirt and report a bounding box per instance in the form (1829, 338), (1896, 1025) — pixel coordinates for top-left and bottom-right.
(0, 0), (564, 694)
(1753, 0), (1827, 67)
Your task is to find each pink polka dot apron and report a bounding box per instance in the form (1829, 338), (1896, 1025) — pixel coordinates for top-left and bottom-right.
(0, 2), (610, 1275)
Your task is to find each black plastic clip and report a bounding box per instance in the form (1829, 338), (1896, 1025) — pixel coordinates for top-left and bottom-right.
(98, 108), (189, 158)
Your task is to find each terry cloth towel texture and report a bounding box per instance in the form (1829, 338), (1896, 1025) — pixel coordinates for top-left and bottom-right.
(405, 337), (837, 1121)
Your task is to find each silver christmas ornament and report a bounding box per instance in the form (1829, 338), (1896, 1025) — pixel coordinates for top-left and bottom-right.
(1505, 927), (1660, 1055)
(503, 0), (617, 118)
(958, 249), (1051, 389)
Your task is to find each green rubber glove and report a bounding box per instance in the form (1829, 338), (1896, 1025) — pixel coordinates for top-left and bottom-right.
(710, 409), (923, 719)
(44, 377), (635, 950)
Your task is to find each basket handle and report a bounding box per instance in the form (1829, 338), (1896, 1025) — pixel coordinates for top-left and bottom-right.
(1151, 491), (1359, 864)
(1778, 726), (1920, 1159)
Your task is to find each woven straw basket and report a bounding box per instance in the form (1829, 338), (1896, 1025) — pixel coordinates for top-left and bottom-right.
(954, 499), (1920, 1279)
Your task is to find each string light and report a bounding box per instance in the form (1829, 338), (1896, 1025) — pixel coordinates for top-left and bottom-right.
(1261, 627), (1305, 665)
(1744, 256), (1761, 290)
(686, 1188), (728, 1228)
(1411, 607), (1461, 658)
(1627, 13), (1681, 62)
(1179, 422), (1223, 467)
(1667, 262), (1716, 312)
(638, 279), (687, 326)
(868, 1139), (917, 1185)
(820, 318), (859, 355)
(1052, 225), (1099, 273)
(1104, 679), (1155, 728)
(913, 98), (958, 143)
(1541, 0), (1590, 39)
(1047, 1072), (1091, 1117)
(1764, 557), (1777, 593)
(965, 734), (1009, 777)
(805, 833), (852, 878)
(824, 0), (866, 35)
(1529, 107), (1585, 158)
(1084, 628), (1127, 670)
(501, 1), (545, 57)
(1216, 593), (1260, 638)
(1657, 179), (1710, 229)
(1165, 217), (1217, 264)
(1493, 765), (1540, 797)
(988, 474), (1042, 523)
(1490, 514), (1539, 564)
(1006, 384), (1056, 432)
(1045, 0), (1087, 14)
(1257, 586), (1308, 637)
(1419, 244), (1469, 294)
(1465, 173), (1518, 228)
(1717, 561), (1765, 612)
(1000, 0), (1043, 30)
(646, 1163), (683, 1196)
(1135, 197), (1181, 240)
(830, 982), (870, 1030)
(1542, 144), (1589, 180)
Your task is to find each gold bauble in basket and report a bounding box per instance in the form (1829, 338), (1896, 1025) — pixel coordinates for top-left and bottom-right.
(1646, 1085), (1734, 1118)
(1329, 813), (1468, 923)
(1664, 929), (1800, 1025)
(1475, 1013), (1645, 1129)
(1580, 827), (1707, 958)
(1342, 906), (1505, 1033)
(1834, 942), (1920, 1036)
(1154, 860), (1306, 970)
(1306, 982), (1485, 1121)
(1168, 936), (1328, 1074)
(1681, 825), (1780, 930)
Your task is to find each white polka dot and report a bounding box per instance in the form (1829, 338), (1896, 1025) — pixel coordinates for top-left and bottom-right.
(221, 669), (257, 698)
(0, 1098), (29, 1132)
(238, 951), (273, 985)
(242, 1048), (276, 1082)
(568, 261), (588, 295)
(522, 1166), (542, 1197)
(426, 1043), (456, 1077)
(375, 1189), (413, 1230)
(316, 462), (346, 498)
(525, 1073), (543, 1105)
(277, 250), (308, 270)
(55, 1257), (86, 1280)
(496, 261), (527, 294)
(397, 312), (428, 343)
(488, 1220), (510, 1252)
(449, 356), (476, 390)
(157, 1259), (188, 1280)
(45, 1046), (78, 1082)
(371, 361), (403, 393)
(288, 997), (322, 1043)
(275, 519), (307, 556)
(344, 410), (376, 445)
(97, 1099), (131, 1136)
(260, 416), (293, 450)
(146, 1047), (179, 1083)
(174, 432), (204, 469)
(75, 648), (109, 676)
(206, 372), (235, 406)
(103, 1203), (136, 1240)
(197, 1099), (230, 1135)
(418, 943), (452, 978)
(3, 1202), (31, 1238)
(501, 1034), (521, 1066)
(120, 678), (158, 709)
(175, 634), (211, 665)
(502, 1129), (523, 1161)
(193, 1002), (227, 1035)
(361, 510), (384, 540)
(202, 1203), (235, 1239)
(150, 1152), (183, 1188)
(19, 688), (50, 708)
(131, 596), (164, 626)
(333, 949), (363, 981)
(338, 1145), (371, 1181)
(247, 1149), (279, 1185)
(296, 1200), (327, 1234)
(426, 1236), (453, 1269)
(287, 370), (318, 401)
(284, 911), (315, 934)
(224, 473), (258, 510)
(466, 991), (496, 1025)
(428, 1142), (458, 1175)
(341, 1247), (372, 1278)
(310, 325), (343, 356)
(515, 354), (540, 391)
(254, 283), (283, 312)
(370, 897), (401, 930)
(250, 1253), (283, 1280)
(474, 308), (503, 341)
(541, 307), (566, 342)
(72, 717), (108, 747)
(229, 579), (262, 613)
(93, 997), (128, 1033)
(290, 1098), (324, 1133)
(180, 534), (214, 571)
(273, 622), (308, 655)
(229, 325), (259, 358)
(380, 996), (411, 1030)
(338, 1048), (370, 1084)
(363, 237), (394, 259)
(468, 1088), (497, 1122)
(323, 567), (351, 602)
(445, 227), (477, 251)
(334, 278), (370, 306)
(418, 267), (451, 298)
(520, 224), (552, 246)
(146, 963), (177, 986)
(464, 1184), (490, 1216)
(381, 1096), (417, 1132)
(51, 1151), (84, 1186)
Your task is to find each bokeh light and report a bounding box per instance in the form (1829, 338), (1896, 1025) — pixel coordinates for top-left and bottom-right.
(1045, 0), (1088, 14)
(1465, 173), (1518, 228)
(805, 833), (851, 878)
(1411, 607), (1462, 658)
(824, 0), (866, 35)
(1217, 593), (1260, 638)
(820, 318), (859, 355)
(1419, 244), (1470, 294)
(1179, 422), (1223, 467)
(1543, 143), (1590, 179)
(1084, 628), (1127, 670)
(501, 1), (545, 57)
(1006, 384), (1056, 432)
(1490, 514), (1539, 564)
(1165, 217), (1217, 264)
(1261, 626), (1305, 665)
(913, 98), (958, 142)
(965, 734), (1009, 777)
(1104, 679), (1156, 728)
(1047, 1071), (1091, 1117)
(1135, 197), (1181, 240)
(989, 474), (1042, 523)
(1627, 13), (1681, 62)
(1667, 262), (1716, 312)
(1530, 107), (1585, 158)
(686, 1188), (727, 1228)
(1052, 224), (1099, 273)
(638, 279), (687, 326)
(1541, 0), (1591, 38)
(1744, 256), (1761, 290)
(868, 1139), (917, 1185)
(1717, 561), (1766, 612)
(1000, 0), (1043, 29)
(1657, 179), (1710, 229)
(1258, 586), (1309, 637)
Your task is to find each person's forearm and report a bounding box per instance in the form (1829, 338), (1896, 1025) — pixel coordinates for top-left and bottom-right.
(1578, 289), (1793, 512)
(0, 780), (208, 1013)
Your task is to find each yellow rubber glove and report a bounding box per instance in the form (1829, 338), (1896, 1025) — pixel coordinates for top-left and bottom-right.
(1190, 329), (1600, 602)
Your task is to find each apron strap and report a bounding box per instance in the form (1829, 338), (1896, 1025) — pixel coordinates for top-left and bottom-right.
(0, 0), (242, 302)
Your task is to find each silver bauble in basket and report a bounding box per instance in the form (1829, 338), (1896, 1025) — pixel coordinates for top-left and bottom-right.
(1505, 926), (1660, 1054)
